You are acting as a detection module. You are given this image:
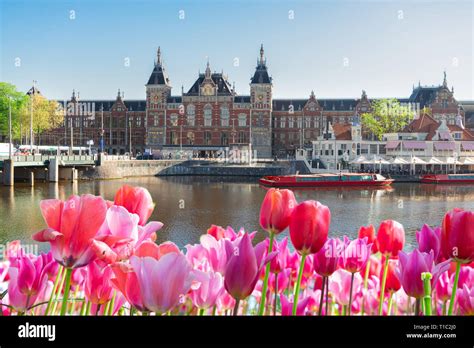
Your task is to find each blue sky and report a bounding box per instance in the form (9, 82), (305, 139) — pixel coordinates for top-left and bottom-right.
(1, 0), (473, 100)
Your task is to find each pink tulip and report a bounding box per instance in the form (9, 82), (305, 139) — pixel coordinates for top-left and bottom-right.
(110, 262), (146, 311)
(457, 284), (474, 315)
(84, 261), (114, 305)
(216, 290), (236, 313)
(259, 188), (297, 235)
(397, 249), (450, 299)
(339, 236), (372, 274)
(329, 269), (362, 306)
(313, 238), (341, 277)
(270, 237), (289, 274)
(280, 294), (309, 316)
(92, 205), (163, 263)
(441, 208), (474, 263)
(32, 194), (108, 268)
(7, 255), (50, 311)
(130, 253), (197, 314)
(114, 185), (155, 226)
(186, 234), (228, 274)
(190, 269), (224, 310)
(224, 233), (276, 300)
(416, 224), (442, 263)
(207, 225), (251, 241)
(289, 200), (330, 255)
(435, 271), (451, 302)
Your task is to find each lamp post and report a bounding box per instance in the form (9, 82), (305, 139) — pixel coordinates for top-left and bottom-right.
(129, 118), (132, 158)
(30, 80), (36, 153)
(100, 104), (104, 153)
(453, 151), (458, 175)
(8, 96), (12, 159)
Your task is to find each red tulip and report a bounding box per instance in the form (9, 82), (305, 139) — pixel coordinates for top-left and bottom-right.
(33, 194), (108, 268)
(259, 188), (297, 235)
(376, 220), (405, 258)
(114, 185), (155, 226)
(358, 225), (378, 253)
(289, 201), (330, 255)
(441, 208), (474, 263)
(383, 258), (401, 293)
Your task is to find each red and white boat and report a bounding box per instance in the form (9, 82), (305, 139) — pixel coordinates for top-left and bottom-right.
(420, 174), (474, 184)
(259, 173), (394, 188)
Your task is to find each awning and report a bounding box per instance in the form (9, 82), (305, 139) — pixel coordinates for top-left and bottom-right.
(461, 142), (474, 151)
(410, 156), (427, 164)
(403, 141), (427, 150)
(350, 155), (367, 164)
(446, 157), (462, 165)
(461, 157), (474, 165)
(390, 157), (409, 164)
(427, 157), (444, 164)
(385, 141), (400, 149)
(434, 142), (456, 151)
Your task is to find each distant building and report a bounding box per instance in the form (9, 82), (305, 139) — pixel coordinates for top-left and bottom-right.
(37, 47), (473, 157)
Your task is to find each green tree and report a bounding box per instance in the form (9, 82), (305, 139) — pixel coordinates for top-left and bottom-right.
(0, 82), (63, 144)
(361, 98), (413, 140)
(0, 82), (29, 142)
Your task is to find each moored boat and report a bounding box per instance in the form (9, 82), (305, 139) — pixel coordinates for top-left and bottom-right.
(420, 174), (474, 184)
(259, 173), (394, 188)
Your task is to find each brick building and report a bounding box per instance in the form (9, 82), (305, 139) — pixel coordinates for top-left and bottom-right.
(39, 46), (474, 157)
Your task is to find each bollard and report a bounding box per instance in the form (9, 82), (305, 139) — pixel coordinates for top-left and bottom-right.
(48, 158), (59, 182)
(3, 159), (14, 186)
(29, 170), (35, 186)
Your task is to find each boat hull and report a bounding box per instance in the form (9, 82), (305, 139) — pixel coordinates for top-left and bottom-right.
(259, 176), (394, 188)
(421, 176), (474, 184)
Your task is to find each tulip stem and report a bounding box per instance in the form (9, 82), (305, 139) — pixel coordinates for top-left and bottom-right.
(361, 259), (371, 316)
(45, 265), (64, 316)
(318, 276), (326, 316)
(198, 308), (205, 316)
(421, 272), (433, 316)
(60, 268), (73, 316)
(387, 292), (393, 315)
(108, 291), (116, 316)
(273, 273), (278, 316)
(348, 273), (355, 316)
(325, 277), (329, 315)
(378, 256), (389, 315)
(258, 232), (275, 316)
(415, 298), (420, 316)
(292, 253), (307, 316)
(233, 299), (240, 316)
(448, 261), (461, 316)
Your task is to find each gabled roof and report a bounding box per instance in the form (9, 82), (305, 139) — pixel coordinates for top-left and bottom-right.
(408, 86), (440, 108)
(403, 113), (439, 139)
(185, 73), (233, 96)
(147, 64), (170, 86)
(332, 123), (352, 140)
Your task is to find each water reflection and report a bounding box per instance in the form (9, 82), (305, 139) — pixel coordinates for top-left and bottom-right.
(1, 178), (473, 252)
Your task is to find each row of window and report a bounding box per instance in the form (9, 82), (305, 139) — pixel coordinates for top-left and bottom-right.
(274, 116), (354, 128)
(66, 117), (143, 128)
(152, 113), (253, 127)
(166, 131), (249, 145)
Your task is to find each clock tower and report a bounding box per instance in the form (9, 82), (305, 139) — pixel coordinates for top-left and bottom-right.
(146, 47), (171, 148)
(250, 44), (273, 158)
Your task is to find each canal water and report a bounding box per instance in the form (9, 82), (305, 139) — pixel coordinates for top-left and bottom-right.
(1, 176), (474, 253)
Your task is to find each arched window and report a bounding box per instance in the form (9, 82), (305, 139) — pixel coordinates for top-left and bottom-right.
(220, 106), (230, 127)
(187, 104), (195, 116)
(204, 104), (212, 126)
(238, 113), (247, 127)
(170, 114), (178, 127)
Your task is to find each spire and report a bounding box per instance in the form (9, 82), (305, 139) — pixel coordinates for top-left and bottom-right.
(259, 44), (266, 66)
(443, 70), (447, 87)
(117, 88), (122, 100)
(310, 90), (315, 99)
(205, 60), (211, 78)
(157, 46), (162, 65)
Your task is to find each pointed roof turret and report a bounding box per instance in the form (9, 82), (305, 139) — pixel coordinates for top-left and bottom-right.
(443, 70), (448, 88)
(146, 47), (170, 86)
(251, 44), (271, 84)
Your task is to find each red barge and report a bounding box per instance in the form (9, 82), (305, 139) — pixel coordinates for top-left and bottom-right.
(420, 174), (474, 184)
(259, 173), (394, 188)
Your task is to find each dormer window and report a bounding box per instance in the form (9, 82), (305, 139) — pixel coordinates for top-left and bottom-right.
(453, 132), (461, 140)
